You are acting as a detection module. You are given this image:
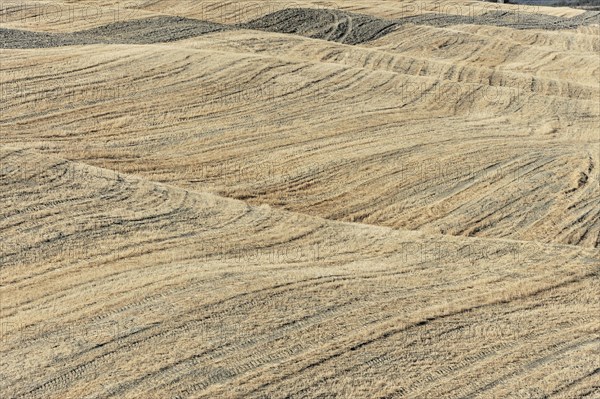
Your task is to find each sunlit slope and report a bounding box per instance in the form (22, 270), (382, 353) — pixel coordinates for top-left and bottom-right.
(1, 147), (598, 398)
(0, 0), (592, 33)
(0, 1), (162, 32)
(365, 24), (600, 84)
(91, 0), (591, 23)
(1, 1), (599, 397)
(1, 32), (598, 247)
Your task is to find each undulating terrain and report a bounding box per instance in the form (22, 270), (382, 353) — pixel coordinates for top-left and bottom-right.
(1, 1), (599, 398)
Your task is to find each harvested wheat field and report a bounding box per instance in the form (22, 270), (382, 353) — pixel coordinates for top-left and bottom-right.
(1, 1), (599, 398)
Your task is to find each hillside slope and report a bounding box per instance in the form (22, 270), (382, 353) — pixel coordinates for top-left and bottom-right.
(2, 28), (598, 246)
(1, 1), (599, 398)
(1, 147), (598, 398)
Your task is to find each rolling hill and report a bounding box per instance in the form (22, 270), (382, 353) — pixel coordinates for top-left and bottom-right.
(1, 1), (599, 398)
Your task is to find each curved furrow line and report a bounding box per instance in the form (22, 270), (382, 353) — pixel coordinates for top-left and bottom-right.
(216, 269), (598, 397)
(104, 298), (362, 398)
(352, 279), (599, 398)
(547, 367), (600, 398)
(453, 337), (599, 398)
(2, 3), (599, 397)
(285, 314), (594, 399)
(12, 274), (360, 397)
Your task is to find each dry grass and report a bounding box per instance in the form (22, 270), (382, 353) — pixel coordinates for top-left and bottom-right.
(1, 147), (598, 398)
(1, 1), (599, 398)
(2, 28), (598, 245)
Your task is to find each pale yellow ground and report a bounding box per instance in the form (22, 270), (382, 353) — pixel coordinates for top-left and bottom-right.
(1, 148), (598, 398)
(1, 1), (599, 398)
(0, 0), (589, 32)
(2, 26), (599, 246)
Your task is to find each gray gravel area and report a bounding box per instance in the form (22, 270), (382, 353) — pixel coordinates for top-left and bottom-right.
(0, 29), (98, 49)
(241, 8), (600, 43)
(2, 9), (598, 49)
(1, 16), (230, 49)
(398, 9), (599, 29)
(238, 8), (398, 45)
(81, 16), (231, 44)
